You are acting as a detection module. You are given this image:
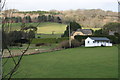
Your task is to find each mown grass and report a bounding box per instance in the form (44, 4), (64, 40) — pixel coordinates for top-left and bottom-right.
(3, 46), (118, 78)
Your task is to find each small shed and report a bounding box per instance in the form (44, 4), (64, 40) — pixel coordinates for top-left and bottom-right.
(85, 37), (112, 47)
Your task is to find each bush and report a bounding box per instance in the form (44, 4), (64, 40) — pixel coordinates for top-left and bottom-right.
(9, 43), (22, 47)
(35, 43), (51, 46)
(35, 43), (46, 46)
(58, 39), (81, 49)
(71, 39), (81, 48)
(58, 40), (69, 49)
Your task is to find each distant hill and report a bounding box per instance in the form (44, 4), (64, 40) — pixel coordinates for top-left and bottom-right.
(2, 9), (118, 28)
(60, 9), (118, 28)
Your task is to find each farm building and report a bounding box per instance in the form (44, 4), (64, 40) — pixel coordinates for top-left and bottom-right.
(85, 37), (112, 47)
(71, 29), (92, 39)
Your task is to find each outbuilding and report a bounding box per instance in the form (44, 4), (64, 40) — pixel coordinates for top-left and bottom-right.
(85, 37), (112, 47)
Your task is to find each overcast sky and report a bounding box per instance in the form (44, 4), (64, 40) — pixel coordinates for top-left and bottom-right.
(5, 0), (118, 12)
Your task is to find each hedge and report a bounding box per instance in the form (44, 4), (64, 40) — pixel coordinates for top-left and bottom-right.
(31, 37), (69, 44)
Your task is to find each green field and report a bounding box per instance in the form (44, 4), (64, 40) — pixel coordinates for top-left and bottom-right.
(3, 46), (118, 78)
(35, 34), (62, 38)
(5, 22), (101, 33)
(82, 27), (101, 31)
(37, 22), (67, 34)
(6, 22), (101, 38)
(8, 22), (67, 35)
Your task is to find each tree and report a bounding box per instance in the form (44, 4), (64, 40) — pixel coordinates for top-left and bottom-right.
(56, 17), (62, 23)
(38, 15), (47, 22)
(94, 29), (103, 35)
(17, 17), (22, 23)
(27, 16), (32, 23)
(103, 22), (120, 35)
(23, 16), (32, 23)
(62, 21), (82, 37)
(1, 6), (38, 80)
(48, 15), (54, 22)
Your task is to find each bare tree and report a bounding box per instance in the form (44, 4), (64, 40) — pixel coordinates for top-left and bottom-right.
(0, 0), (38, 79)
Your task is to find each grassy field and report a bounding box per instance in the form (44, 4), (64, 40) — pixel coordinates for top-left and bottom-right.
(37, 22), (67, 34)
(82, 27), (101, 31)
(8, 22), (67, 35)
(3, 46), (118, 78)
(6, 22), (101, 39)
(2, 44), (58, 57)
(35, 34), (62, 38)
(5, 22), (101, 33)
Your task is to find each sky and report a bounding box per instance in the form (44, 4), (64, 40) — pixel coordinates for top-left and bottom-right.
(5, 0), (118, 12)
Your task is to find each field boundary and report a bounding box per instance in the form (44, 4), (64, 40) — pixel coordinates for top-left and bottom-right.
(2, 48), (62, 58)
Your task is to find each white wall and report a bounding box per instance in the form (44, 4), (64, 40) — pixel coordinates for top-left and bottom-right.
(85, 37), (112, 47)
(85, 37), (94, 47)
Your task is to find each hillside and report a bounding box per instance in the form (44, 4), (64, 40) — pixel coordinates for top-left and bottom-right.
(2, 9), (118, 28)
(61, 9), (118, 28)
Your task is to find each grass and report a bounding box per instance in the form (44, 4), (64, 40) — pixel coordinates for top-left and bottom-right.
(3, 44), (58, 57)
(3, 46), (118, 78)
(35, 34), (62, 38)
(7, 22), (67, 34)
(82, 27), (101, 31)
(31, 37), (68, 44)
(6, 22), (101, 35)
(37, 22), (67, 34)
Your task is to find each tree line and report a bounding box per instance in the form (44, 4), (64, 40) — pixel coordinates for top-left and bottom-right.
(3, 15), (62, 23)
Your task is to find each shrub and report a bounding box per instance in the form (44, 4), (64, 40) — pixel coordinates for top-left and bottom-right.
(35, 43), (46, 46)
(58, 39), (81, 49)
(9, 43), (22, 47)
(58, 40), (69, 49)
(35, 43), (51, 46)
(71, 39), (81, 48)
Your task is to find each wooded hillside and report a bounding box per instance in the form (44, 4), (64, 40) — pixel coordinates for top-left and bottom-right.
(2, 9), (118, 28)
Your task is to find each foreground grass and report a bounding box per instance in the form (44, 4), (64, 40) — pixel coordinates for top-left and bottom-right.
(3, 46), (118, 78)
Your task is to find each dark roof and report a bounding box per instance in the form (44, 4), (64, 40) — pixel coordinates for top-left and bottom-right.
(71, 29), (92, 36)
(77, 29), (92, 34)
(89, 37), (110, 41)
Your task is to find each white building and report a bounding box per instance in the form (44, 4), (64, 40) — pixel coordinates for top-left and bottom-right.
(85, 37), (112, 47)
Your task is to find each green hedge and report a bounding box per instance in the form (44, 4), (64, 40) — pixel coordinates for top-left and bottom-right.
(75, 35), (120, 44)
(31, 37), (69, 44)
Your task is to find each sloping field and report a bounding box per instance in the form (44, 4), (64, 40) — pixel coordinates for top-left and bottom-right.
(3, 46), (118, 78)
(37, 22), (67, 34)
(8, 22), (67, 34)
